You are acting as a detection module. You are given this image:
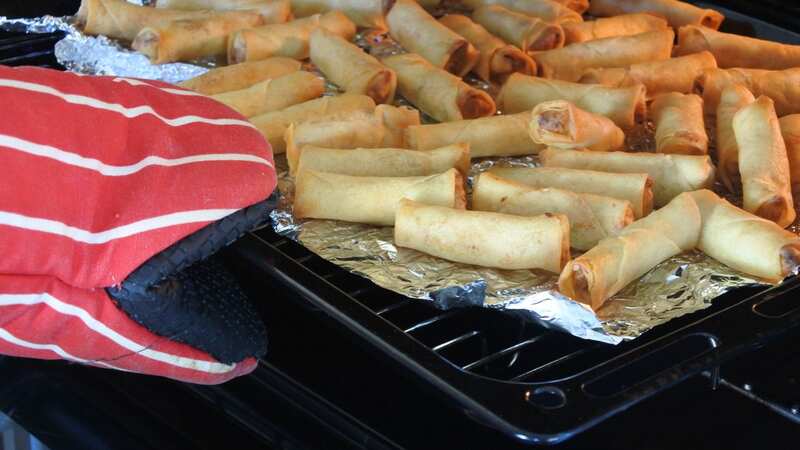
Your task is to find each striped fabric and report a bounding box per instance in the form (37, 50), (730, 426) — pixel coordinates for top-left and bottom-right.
(0, 66), (276, 383)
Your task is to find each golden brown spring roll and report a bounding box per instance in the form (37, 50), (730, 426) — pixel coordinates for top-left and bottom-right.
(473, 173), (634, 250)
(715, 84), (755, 191)
(309, 28), (397, 104)
(487, 166), (654, 218)
(472, 5), (565, 54)
(532, 29), (674, 82)
(395, 199), (570, 272)
(228, 12), (356, 63)
(294, 169), (466, 226)
(579, 51), (717, 99)
(650, 93), (708, 155)
(733, 96), (795, 228)
(530, 100), (625, 151)
(289, 0), (391, 29)
(155, 0), (292, 24)
(250, 94), (376, 153)
(688, 190), (800, 282)
(552, 0), (589, 14)
(498, 74), (647, 130)
(296, 144), (471, 177)
(588, 0), (724, 29)
(404, 112), (542, 157)
(211, 71), (324, 117)
(558, 191), (702, 310)
(676, 25), (800, 70)
(178, 57), (301, 95)
(382, 53), (496, 122)
(694, 68), (800, 117)
(460, 0), (582, 24)
(386, 0), (479, 77)
(132, 12), (264, 64)
(779, 115), (800, 197)
(539, 148), (716, 206)
(438, 14), (536, 85)
(563, 13), (668, 44)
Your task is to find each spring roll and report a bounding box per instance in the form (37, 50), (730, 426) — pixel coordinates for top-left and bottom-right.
(472, 5), (565, 54)
(460, 0), (582, 24)
(488, 166), (654, 218)
(405, 113), (542, 157)
(294, 169), (466, 226)
(473, 173), (634, 250)
(498, 74), (647, 130)
(228, 12), (356, 63)
(310, 28), (396, 104)
(178, 57), (301, 95)
(733, 96), (795, 228)
(395, 199), (570, 272)
(386, 0), (479, 77)
(689, 190), (800, 283)
(155, 0), (292, 24)
(539, 148), (716, 207)
(579, 51), (717, 99)
(296, 144), (471, 177)
(289, 0), (392, 29)
(588, 0), (724, 29)
(211, 71), (324, 117)
(382, 53), (496, 122)
(532, 29), (674, 82)
(715, 84), (755, 191)
(563, 13), (668, 44)
(650, 93), (708, 156)
(676, 25), (800, 70)
(250, 94), (376, 153)
(694, 68), (800, 117)
(552, 0), (589, 14)
(530, 100), (625, 151)
(133, 12), (264, 64)
(558, 191), (702, 310)
(779, 115), (800, 197)
(438, 14), (536, 85)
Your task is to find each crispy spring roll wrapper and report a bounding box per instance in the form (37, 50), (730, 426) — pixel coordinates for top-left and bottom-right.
(694, 68), (800, 117)
(779, 115), (800, 197)
(563, 13), (668, 44)
(472, 6), (565, 54)
(733, 96), (795, 228)
(530, 100), (625, 151)
(676, 25), (800, 70)
(386, 0), (479, 77)
(382, 53), (496, 122)
(395, 199), (570, 272)
(558, 191), (702, 310)
(715, 84), (755, 191)
(211, 71), (324, 117)
(438, 14), (536, 85)
(179, 57), (301, 94)
(249, 94), (376, 153)
(579, 51), (717, 99)
(155, 0), (292, 23)
(539, 148), (716, 207)
(498, 74), (647, 130)
(405, 112), (542, 157)
(689, 190), (800, 282)
(461, 0), (582, 24)
(228, 12), (356, 63)
(588, 0), (724, 29)
(133, 13), (264, 64)
(296, 144), (471, 177)
(289, 0), (391, 29)
(532, 29), (674, 82)
(650, 93), (708, 156)
(488, 166), (653, 218)
(473, 173), (634, 250)
(294, 169), (466, 226)
(552, 0), (589, 14)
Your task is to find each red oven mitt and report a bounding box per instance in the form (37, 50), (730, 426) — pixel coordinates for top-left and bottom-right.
(0, 65), (276, 384)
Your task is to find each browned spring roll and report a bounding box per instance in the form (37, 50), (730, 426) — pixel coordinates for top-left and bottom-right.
(733, 96), (795, 228)
(779, 115), (800, 197)
(498, 74), (647, 130)
(650, 93), (708, 155)
(588, 0), (724, 29)
(395, 199), (570, 272)
(438, 14), (536, 85)
(228, 12), (356, 63)
(532, 28), (674, 82)
(460, 0), (582, 23)
(382, 53), (496, 122)
(211, 71), (324, 117)
(309, 28), (397, 104)
(695, 68), (800, 117)
(563, 13), (668, 44)
(296, 144), (471, 177)
(552, 0), (589, 14)
(579, 51), (717, 99)
(294, 169), (466, 226)
(155, 0), (292, 24)
(530, 100), (625, 151)
(386, 0), (479, 77)
(676, 25), (800, 70)
(178, 57), (301, 94)
(558, 191), (702, 310)
(472, 5), (565, 54)
(715, 84), (755, 191)
(289, 0), (392, 29)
